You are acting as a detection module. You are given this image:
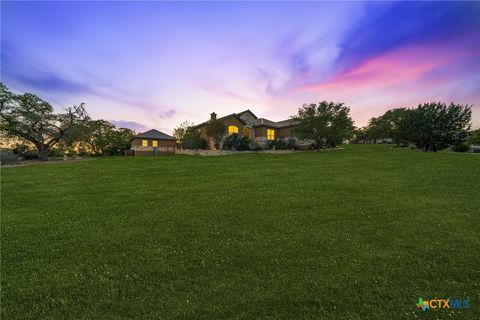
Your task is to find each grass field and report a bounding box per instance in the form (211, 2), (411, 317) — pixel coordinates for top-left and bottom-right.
(1, 145), (479, 319)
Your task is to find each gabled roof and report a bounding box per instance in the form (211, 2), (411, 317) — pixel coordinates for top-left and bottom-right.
(132, 129), (175, 141)
(275, 119), (298, 128)
(254, 118), (298, 128)
(194, 109), (253, 128)
(194, 109), (297, 129)
(236, 109), (258, 119)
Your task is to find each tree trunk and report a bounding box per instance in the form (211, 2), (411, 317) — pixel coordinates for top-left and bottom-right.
(37, 148), (50, 161)
(316, 141), (324, 152)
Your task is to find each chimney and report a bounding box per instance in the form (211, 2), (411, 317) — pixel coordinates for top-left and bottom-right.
(210, 112), (217, 121)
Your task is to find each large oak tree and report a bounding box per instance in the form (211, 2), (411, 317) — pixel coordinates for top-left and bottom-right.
(0, 83), (88, 160)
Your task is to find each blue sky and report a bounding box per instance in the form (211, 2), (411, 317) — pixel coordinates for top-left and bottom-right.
(2, 1), (479, 132)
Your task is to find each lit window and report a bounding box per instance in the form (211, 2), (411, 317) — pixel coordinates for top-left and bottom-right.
(142, 140), (148, 146)
(228, 125), (239, 135)
(152, 140), (158, 147)
(267, 129), (275, 140)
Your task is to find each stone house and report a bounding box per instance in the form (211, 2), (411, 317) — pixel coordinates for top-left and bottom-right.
(193, 110), (300, 149)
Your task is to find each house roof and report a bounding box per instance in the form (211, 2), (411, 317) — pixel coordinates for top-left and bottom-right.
(236, 109), (258, 119)
(194, 109), (297, 129)
(193, 110), (249, 128)
(132, 129), (175, 141)
(254, 118), (298, 128)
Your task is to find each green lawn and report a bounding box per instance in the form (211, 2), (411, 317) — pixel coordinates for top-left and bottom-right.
(1, 145), (479, 319)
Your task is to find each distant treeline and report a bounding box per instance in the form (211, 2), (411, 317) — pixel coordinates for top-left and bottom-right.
(353, 104), (478, 152)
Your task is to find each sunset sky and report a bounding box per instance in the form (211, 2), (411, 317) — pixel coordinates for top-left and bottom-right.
(2, 1), (480, 133)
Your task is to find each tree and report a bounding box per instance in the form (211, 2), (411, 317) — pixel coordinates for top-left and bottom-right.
(364, 108), (410, 145)
(352, 127), (368, 144)
(104, 128), (135, 155)
(365, 117), (388, 144)
(173, 121), (194, 147)
(404, 102), (471, 152)
(79, 120), (116, 154)
(382, 108), (410, 146)
(69, 120), (134, 155)
(0, 83), (88, 160)
(468, 128), (480, 145)
(292, 101), (354, 151)
(326, 105), (355, 148)
(206, 119), (226, 149)
(182, 126), (207, 150)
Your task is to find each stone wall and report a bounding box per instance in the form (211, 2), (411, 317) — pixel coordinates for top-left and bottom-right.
(176, 149), (296, 156)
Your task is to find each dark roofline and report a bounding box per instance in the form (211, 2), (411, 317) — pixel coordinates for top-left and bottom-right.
(254, 123), (296, 129)
(236, 109), (258, 119)
(193, 110), (297, 129)
(130, 129), (176, 141)
(193, 112), (248, 128)
(254, 118), (298, 128)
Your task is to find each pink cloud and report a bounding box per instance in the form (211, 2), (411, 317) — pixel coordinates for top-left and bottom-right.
(295, 45), (452, 94)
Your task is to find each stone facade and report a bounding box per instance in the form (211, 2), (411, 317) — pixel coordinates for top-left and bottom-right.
(194, 109), (313, 150)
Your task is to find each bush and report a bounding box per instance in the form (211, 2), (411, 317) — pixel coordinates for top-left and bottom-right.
(238, 136), (250, 151)
(222, 134), (250, 151)
(250, 138), (267, 150)
(49, 148), (64, 157)
(183, 137), (207, 150)
(268, 138), (296, 150)
(0, 149), (18, 164)
(287, 138), (297, 149)
(11, 143), (38, 159)
(12, 143), (30, 155)
(452, 142), (470, 153)
(21, 150), (39, 160)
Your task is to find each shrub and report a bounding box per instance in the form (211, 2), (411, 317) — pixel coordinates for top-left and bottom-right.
(222, 134), (239, 150)
(250, 138), (267, 150)
(0, 149), (18, 164)
(223, 134), (251, 151)
(12, 143), (31, 155)
(238, 136), (250, 151)
(11, 143), (38, 159)
(49, 148), (64, 157)
(22, 150), (39, 160)
(452, 142), (470, 153)
(77, 148), (91, 157)
(182, 135), (207, 150)
(287, 138), (297, 149)
(269, 138), (296, 150)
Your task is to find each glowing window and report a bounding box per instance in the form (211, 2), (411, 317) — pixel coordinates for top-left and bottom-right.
(142, 140), (148, 146)
(152, 140), (158, 147)
(228, 125), (239, 135)
(267, 129), (275, 140)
